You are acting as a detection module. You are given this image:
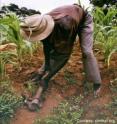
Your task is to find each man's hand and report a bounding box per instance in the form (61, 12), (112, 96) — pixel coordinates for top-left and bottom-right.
(30, 71), (44, 83)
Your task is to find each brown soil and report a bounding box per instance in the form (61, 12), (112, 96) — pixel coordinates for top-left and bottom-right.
(7, 42), (117, 124)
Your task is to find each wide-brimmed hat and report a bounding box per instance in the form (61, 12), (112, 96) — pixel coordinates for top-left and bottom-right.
(20, 14), (54, 41)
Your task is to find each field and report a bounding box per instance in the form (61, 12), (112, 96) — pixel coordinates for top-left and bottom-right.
(0, 5), (117, 124)
(0, 42), (116, 124)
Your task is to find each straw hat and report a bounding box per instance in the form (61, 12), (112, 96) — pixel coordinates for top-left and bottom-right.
(20, 14), (54, 41)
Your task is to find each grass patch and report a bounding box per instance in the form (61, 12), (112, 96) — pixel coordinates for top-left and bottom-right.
(0, 80), (23, 124)
(108, 78), (117, 116)
(64, 70), (77, 85)
(110, 96), (117, 116)
(34, 95), (83, 124)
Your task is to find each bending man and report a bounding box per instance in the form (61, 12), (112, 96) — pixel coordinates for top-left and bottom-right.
(20, 4), (101, 111)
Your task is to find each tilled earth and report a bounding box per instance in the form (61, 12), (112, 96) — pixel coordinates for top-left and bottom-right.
(7, 42), (117, 124)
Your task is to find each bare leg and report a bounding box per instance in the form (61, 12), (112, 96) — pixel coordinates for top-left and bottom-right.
(33, 86), (43, 99)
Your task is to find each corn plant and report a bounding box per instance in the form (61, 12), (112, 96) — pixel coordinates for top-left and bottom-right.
(0, 13), (39, 79)
(0, 50), (17, 79)
(93, 6), (117, 67)
(0, 13), (35, 64)
(94, 25), (117, 66)
(93, 6), (117, 26)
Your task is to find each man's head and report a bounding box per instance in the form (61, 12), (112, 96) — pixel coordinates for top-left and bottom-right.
(20, 14), (54, 42)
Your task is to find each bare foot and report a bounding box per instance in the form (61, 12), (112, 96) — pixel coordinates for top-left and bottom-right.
(94, 87), (101, 98)
(25, 98), (43, 111)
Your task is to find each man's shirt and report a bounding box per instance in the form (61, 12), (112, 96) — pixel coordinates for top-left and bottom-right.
(44, 4), (85, 54)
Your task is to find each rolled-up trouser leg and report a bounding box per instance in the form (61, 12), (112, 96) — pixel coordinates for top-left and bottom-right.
(79, 13), (102, 85)
(40, 51), (70, 89)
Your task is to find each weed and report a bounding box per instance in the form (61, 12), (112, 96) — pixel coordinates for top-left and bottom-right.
(0, 80), (23, 124)
(64, 70), (77, 85)
(108, 78), (117, 117)
(34, 95), (83, 124)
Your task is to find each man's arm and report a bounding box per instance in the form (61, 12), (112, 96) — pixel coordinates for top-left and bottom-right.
(42, 40), (51, 72)
(30, 40), (51, 82)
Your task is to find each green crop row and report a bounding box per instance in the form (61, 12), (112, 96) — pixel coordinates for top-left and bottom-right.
(0, 13), (40, 79)
(93, 5), (117, 67)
